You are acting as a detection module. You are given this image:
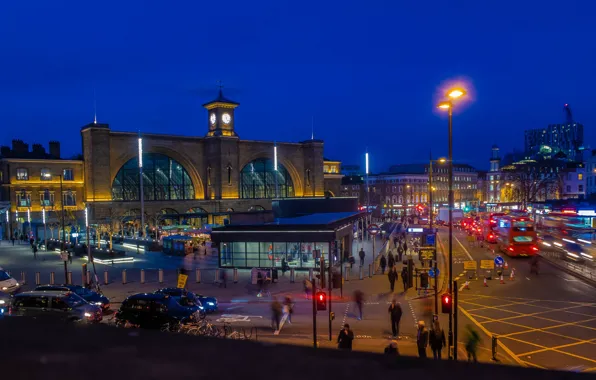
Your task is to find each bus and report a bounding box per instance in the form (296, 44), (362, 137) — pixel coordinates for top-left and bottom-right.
(495, 215), (539, 257)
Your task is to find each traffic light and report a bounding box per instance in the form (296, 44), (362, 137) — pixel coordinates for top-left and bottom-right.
(316, 291), (327, 311)
(441, 293), (452, 314)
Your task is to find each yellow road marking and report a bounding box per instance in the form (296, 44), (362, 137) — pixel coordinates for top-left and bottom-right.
(461, 294), (596, 306)
(459, 305), (526, 367)
(517, 337), (596, 357)
(500, 317), (596, 338)
(481, 304), (595, 326)
(521, 360), (547, 369)
(464, 299), (542, 313)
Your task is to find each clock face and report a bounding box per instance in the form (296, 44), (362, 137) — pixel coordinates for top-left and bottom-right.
(210, 113), (216, 125)
(222, 113), (231, 124)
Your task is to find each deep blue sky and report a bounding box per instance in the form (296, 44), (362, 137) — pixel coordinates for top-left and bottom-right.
(1, 1), (595, 171)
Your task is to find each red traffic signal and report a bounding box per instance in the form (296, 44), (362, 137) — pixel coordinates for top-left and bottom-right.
(441, 293), (452, 314)
(316, 291), (327, 311)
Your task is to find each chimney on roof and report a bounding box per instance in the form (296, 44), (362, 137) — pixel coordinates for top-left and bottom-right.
(11, 140), (29, 157)
(49, 141), (60, 159)
(32, 143), (46, 158)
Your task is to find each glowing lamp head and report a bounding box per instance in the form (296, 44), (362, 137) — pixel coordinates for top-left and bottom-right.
(437, 101), (451, 110)
(447, 88), (466, 99)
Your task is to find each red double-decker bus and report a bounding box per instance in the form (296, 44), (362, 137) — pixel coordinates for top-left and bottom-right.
(495, 215), (539, 257)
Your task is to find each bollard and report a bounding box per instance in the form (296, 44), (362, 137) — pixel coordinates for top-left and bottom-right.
(67, 272), (73, 285)
(35, 272), (40, 285)
(492, 335), (498, 361)
(86, 271), (91, 285)
(368, 264), (373, 278)
(289, 268), (295, 283)
(21, 271), (26, 285)
(233, 268), (239, 283)
(81, 271), (86, 286)
(359, 266), (363, 280)
(104, 270), (109, 285)
(140, 269), (145, 284)
(158, 268), (164, 284)
(344, 266), (350, 281)
(195, 268), (201, 283)
(50, 272), (55, 285)
(122, 269), (127, 284)
(309, 268), (314, 281)
(214, 269), (220, 283)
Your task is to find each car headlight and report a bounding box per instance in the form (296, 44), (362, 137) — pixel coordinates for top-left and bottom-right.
(15, 283), (19, 286)
(0, 300), (5, 304)
(84, 312), (92, 318)
(94, 302), (103, 306)
(207, 302), (215, 306)
(1, 287), (7, 290)
(199, 306), (204, 310)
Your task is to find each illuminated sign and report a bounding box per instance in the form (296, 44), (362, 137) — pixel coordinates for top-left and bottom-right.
(578, 210), (596, 216)
(407, 227), (424, 233)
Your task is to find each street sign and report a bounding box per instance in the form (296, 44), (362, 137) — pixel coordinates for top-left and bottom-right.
(367, 224), (380, 235)
(426, 234), (436, 246)
(407, 227), (424, 233)
(463, 261), (478, 270)
(480, 260), (495, 269)
(494, 256), (504, 266)
(429, 268), (440, 278)
(421, 251), (433, 260)
(177, 273), (188, 289)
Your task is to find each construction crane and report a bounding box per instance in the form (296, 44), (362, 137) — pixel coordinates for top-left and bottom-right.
(564, 103), (573, 124)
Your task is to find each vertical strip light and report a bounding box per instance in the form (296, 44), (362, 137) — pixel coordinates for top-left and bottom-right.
(138, 138), (143, 168)
(85, 207), (88, 228)
(42, 208), (46, 224)
(274, 144), (278, 171)
(365, 152), (369, 175)
(27, 208), (31, 224)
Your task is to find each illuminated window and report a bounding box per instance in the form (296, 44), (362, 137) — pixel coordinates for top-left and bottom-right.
(16, 168), (28, 180)
(62, 190), (76, 206)
(63, 169), (74, 181)
(17, 190), (31, 207)
(578, 173), (583, 181)
(240, 158), (294, 199)
(41, 168), (52, 180)
(227, 165), (232, 185)
(111, 153), (195, 201)
(40, 189), (54, 206)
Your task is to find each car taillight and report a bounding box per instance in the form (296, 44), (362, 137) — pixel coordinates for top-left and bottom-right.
(531, 246), (539, 251)
(488, 234), (493, 239)
(508, 247), (514, 252)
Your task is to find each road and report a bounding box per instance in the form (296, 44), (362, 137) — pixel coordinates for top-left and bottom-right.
(444, 226), (596, 372)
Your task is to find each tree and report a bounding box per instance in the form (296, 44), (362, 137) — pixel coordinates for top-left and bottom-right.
(94, 208), (124, 250)
(502, 160), (564, 208)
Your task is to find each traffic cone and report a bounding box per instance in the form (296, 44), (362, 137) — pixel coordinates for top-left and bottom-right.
(464, 281), (470, 290)
(483, 277), (488, 287)
(500, 275), (505, 284)
(504, 261), (509, 270)
(509, 268), (515, 281)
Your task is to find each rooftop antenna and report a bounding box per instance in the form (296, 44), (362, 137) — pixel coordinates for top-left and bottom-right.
(93, 88), (97, 124)
(216, 80), (224, 95)
(311, 116), (314, 140)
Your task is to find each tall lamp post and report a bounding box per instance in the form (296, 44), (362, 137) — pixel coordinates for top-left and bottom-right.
(437, 88), (466, 361)
(44, 172), (67, 283)
(428, 156), (446, 315)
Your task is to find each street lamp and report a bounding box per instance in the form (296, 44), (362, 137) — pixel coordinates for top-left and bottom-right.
(437, 87), (466, 360)
(428, 156), (448, 315)
(43, 172), (68, 283)
(406, 185), (414, 213)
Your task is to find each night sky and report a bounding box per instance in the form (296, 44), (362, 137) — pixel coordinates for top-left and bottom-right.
(1, 1), (595, 172)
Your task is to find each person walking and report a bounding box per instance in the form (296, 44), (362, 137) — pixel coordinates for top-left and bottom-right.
(303, 278), (312, 299)
(387, 252), (395, 270)
(283, 295), (293, 324)
(388, 299), (403, 338)
(403, 241), (408, 256)
(429, 321), (446, 360)
(337, 324), (354, 350)
(397, 245), (404, 262)
(401, 267), (409, 293)
(353, 290), (364, 320)
(416, 321), (429, 359)
(380, 255), (387, 274)
(270, 298), (282, 332)
(358, 248), (365, 266)
(465, 325), (481, 363)
(388, 267), (397, 292)
(11, 236), (15, 246)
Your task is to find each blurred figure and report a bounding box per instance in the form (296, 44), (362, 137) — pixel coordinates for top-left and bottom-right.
(283, 295), (293, 324)
(303, 278), (312, 299)
(359, 248), (365, 266)
(270, 298), (282, 331)
(416, 321), (429, 358)
(388, 266), (397, 292)
(337, 323), (354, 351)
(387, 251), (395, 270)
(465, 325), (481, 363)
(388, 298), (402, 338)
(401, 267), (409, 293)
(353, 290), (364, 320)
(429, 320), (446, 360)
(384, 340), (400, 356)
(380, 255), (387, 274)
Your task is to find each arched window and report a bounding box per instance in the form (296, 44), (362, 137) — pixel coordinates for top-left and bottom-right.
(240, 158), (294, 199)
(112, 153), (194, 201)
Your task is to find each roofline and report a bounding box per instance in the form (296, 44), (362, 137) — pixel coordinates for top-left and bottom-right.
(0, 158), (84, 164)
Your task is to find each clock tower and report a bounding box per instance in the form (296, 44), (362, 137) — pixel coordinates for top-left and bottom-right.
(203, 89), (240, 137)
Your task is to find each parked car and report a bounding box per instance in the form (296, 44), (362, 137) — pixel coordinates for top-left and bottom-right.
(34, 284), (110, 312)
(155, 288), (206, 318)
(114, 293), (199, 329)
(0, 268), (21, 293)
(10, 290), (102, 322)
(195, 293), (218, 313)
(0, 291), (10, 315)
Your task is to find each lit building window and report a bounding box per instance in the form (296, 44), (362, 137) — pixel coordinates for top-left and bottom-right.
(63, 168), (74, 181)
(41, 168), (52, 180)
(16, 168), (28, 181)
(240, 158), (294, 199)
(17, 190), (31, 207)
(62, 190), (76, 206)
(40, 189), (54, 206)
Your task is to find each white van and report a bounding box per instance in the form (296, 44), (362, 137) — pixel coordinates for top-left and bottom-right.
(436, 207), (464, 225)
(0, 268), (21, 293)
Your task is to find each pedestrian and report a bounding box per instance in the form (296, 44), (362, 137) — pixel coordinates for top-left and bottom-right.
(380, 255), (387, 274)
(348, 255), (355, 269)
(401, 267), (409, 293)
(68, 251), (72, 264)
(337, 323), (354, 351)
(353, 290), (364, 320)
(384, 340), (399, 356)
(270, 297), (282, 331)
(303, 278), (312, 299)
(393, 236), (398, 249)
(32, 244), (38, 259)
(358, 248), (365, 266)
(403, 241), (408, 256)
(397, 245), (404, 262)
(387, 252), (395, 270)
(465, 325), (481, 363)
(429, 320), (446, 360)
(418, 271), (429, 296)
(388, 267), (397, 292)
(220, 269), (228, 288)
(388, 299), (402, 338)
(416, 321), (429, 358)
(11, 236), (15, 246)
(283, 295), (293, 324)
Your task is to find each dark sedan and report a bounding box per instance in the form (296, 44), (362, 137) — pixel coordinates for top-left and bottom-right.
(115, 293), (198, 329)
(155, 288), (206, 318)
(35, 285), (110, 312)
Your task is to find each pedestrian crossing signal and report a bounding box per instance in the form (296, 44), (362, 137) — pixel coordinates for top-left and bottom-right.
(441, 294), (452, 314)
(316, 291), (327, 311)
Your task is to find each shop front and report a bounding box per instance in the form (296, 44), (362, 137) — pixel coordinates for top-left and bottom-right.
(211, 212), (362, 269)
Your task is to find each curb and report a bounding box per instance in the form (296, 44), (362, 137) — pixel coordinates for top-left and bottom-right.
(540, 255), (596, 288)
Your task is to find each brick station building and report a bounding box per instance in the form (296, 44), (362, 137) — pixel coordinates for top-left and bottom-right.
(82, 90), (336, 232)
